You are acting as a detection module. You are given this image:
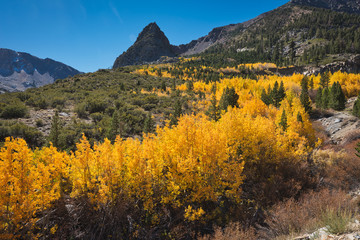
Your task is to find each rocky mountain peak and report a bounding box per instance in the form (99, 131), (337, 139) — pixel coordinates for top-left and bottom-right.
(290, 0), (360, 14)
(113, 22), (176, 68)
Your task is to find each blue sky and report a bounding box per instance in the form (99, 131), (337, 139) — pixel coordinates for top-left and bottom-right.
(0, 0), (289, 72)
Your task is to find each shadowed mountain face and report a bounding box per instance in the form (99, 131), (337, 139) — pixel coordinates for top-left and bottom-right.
(0, 48), (81, 93)
(290, 0), (360, 14)
(113, 22), (177, 68)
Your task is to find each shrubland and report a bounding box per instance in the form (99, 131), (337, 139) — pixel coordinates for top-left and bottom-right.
(0, 61), (360, 239)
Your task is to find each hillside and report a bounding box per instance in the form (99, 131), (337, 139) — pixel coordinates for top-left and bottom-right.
(0, 48), (81, 93)
(113, 1), (360, 68)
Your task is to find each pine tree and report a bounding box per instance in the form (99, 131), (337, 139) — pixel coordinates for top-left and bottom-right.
(309, 78), (314, 89)
(261, 88), (271, 105)
(219, 87), (239, 111)
(321, 88), (330, 109)
(207, 84), (220, 121)
(300, 76), (312, 112)
(279, 109), (288, 131)
(320, 71), (330, 88)
(316, 87), (323, 109)
(278, 81), (286, 102)
(353, 96), (360, 117)
(271, 81), (280, 108)
(49, 110), (61, 148)
(170, 99), (182, 126)
(143, 113), (155, 133)
(108, 111), (122, 141)
(290, 40), (296, 64)
(329, 82), (346, 111)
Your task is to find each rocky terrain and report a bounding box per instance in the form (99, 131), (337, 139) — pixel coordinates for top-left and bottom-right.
(0, 48), (81, 93)
(290, 0), (360, 14)
(315, 97), (360, 146)
(113, 22), (177, 68)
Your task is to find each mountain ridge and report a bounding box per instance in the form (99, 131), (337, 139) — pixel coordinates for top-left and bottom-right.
(113, 0), (360, 68)
(0, 48), (81, 93)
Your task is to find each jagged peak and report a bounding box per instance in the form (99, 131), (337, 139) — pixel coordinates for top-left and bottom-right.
(136, 22), (165, 42)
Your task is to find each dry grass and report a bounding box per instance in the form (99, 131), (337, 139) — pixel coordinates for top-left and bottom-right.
(198, 223), (257, 240)
(313, 148), (360, 190)
(259, 189), (355, 239)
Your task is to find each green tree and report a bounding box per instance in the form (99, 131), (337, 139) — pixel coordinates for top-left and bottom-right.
(48, 110), (62, 148)
(271, 81), (280, 107)
(108, 111), (122, 141)
(321, 88), (330, 109)
(219, 87), (239, 111)
(279, 109), (288, 131)
(207, 84), (220, 121)
(320, 71), (330, 88)
(143, 113), (155, 133)
(261, 88), (271, 105)
(170, 99), (182, 126)
(316, 87), (323, 109)
(353, 96), (360, 117)
(300, 76), (312, 112)
(329, 82), (346, 111)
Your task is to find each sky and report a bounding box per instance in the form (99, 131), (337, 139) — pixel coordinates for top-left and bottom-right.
(0, 0), (289, 73)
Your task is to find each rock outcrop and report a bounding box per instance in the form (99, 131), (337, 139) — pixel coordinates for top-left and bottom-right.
(113, 22), (177, 68)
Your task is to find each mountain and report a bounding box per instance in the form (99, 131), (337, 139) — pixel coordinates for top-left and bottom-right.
(113, 0), (360, 68)
(113, 22), (177, 68)
(290, 0), (360, 14)
(0, 48), (81, 93)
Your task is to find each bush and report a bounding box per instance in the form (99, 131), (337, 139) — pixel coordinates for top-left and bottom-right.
(0, 121), (44, 148)
(199, 224), (257, 240)
(75, 103), (88, 119)
(51, 97), (66, 108)
(87, 99), (108, 113)
(261, 189), (354, 239)
(35, 119), (44, 127)
(26, 96), (48, 109)
(1, 103), (28, 119)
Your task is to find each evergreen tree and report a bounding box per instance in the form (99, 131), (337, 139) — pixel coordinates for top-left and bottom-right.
(49, 110), (61, 148)
(261, 88), (271, 105)
(309, 78), (314, 89)
(108, 111), (122, 141)
(207, 84), (220, 121)
(170, 99), (182, 126)
(321, 88), (330, 109)
(219, 87), (239, 111)
(329, 82), (346, 111)
(316, 87), (323, 109)
(290, 40), (296, 64)
(278, 81), (286, 102)
(300, 76), (312, 112)
(271, 81), (280, 107)
(353, 96), (360, 117)
(320, 71), (330, 88)
(279, 109), (288, 131)
(143, 113), (155, 133)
